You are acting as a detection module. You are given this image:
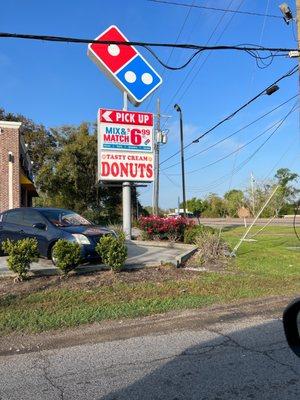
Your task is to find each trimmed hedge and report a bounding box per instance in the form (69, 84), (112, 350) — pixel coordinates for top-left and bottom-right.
(2, 238), (39, 280)
(52, 239), (81, 275)
(96, 233), (127, 272)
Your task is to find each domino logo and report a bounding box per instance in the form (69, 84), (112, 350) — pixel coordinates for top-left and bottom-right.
(88, 25), (163, 106)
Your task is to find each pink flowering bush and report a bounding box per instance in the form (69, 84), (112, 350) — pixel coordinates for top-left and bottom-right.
(138, 216), (194, 242)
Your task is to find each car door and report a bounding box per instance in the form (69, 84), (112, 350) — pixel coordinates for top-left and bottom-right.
(21, 209), (49, 256)
(1, 209), (25, 242)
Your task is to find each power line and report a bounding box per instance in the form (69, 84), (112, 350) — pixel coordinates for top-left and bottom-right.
(185, 116), (296, 174)
(162, 94), (298, 171)
(160, 65), (298, 166)
(145, 0), (196, 111)
(0, 32), (295, 72)
(160, 0), (243, 128)
(148, 0), (283, 19)
(168, 105), (298, 177)
(0, 32), (296, 52)
(182, 102), (298, 193)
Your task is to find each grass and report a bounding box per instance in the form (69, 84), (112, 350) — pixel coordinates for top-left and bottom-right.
(0, 225), (299, 335)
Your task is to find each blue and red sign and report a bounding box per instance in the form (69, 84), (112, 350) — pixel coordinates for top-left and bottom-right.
(99, 108), (154, 152)
(88, 25), (162, 106)
(97, 108), (154, 182)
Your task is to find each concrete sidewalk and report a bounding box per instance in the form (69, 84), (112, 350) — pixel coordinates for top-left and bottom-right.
(0, 240), (196, 277)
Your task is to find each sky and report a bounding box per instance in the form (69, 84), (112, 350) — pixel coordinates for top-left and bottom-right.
(1, 0), (299, 210)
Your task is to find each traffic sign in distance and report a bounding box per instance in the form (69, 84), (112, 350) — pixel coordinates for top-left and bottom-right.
(88, 25), (162, 106)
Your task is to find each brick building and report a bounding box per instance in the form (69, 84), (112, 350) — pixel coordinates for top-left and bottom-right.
(0, 120), (38, 213)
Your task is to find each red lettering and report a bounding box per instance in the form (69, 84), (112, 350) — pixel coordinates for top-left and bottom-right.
(139, 163), (146, 178)
(146, 164), (153, 178)
(129, 163), (138, 178)
(111, 163), (119, 177)
(101, 162), (110, 176)
(120, 163), (129, 177)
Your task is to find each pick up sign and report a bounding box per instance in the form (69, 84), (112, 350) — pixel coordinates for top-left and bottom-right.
(98, 108), (154, 182)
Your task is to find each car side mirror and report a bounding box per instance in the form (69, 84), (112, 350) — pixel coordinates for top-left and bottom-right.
(32, 222), (47, 230)
(283, 298), (300, 357)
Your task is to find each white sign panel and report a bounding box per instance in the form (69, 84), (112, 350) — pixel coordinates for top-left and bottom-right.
(98, 108), (154, 182)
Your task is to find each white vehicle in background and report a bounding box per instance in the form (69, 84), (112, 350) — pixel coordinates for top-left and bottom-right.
(167, 211), (194, 219)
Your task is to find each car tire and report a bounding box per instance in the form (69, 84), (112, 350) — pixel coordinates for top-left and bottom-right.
(49, 244), (57, 266)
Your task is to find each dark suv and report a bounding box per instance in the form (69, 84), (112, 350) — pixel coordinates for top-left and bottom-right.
(0, 207), (115, 263)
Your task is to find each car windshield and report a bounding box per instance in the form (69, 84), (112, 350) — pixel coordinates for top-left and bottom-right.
(40, 210), (92, 227)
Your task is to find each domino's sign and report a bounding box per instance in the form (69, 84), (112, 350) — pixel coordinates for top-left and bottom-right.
(88, 25), (162, 106)
(98, 108), (154, 182)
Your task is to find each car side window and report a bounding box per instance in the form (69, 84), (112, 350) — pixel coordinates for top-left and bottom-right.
(5, 210), (23, 225)
(23, 210), (46, 227)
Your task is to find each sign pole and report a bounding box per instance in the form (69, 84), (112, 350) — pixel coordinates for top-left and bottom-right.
(122, 92), (131, 239)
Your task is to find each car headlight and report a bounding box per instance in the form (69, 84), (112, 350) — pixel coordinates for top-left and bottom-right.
(71, 234), (91, 245)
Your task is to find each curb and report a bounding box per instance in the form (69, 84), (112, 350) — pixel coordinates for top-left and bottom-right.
(175, 245), (197, 267)
(129, 239), (195, 250)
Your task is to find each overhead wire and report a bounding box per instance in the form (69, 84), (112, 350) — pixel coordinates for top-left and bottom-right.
(228, 0), (269, 191)
(160, 65), (298, 166)
(162, 94), (298, 171)
(148, 0), (283, 20)
(167, 102), (299, 178)
(176, 102), (298, 193)
(169, 117), (294, 175)
(159, 0), (240, 125)
(145, 0), (196, 111)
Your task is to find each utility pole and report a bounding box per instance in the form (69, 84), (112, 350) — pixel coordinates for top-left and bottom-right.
(153, 98), (161, 215)
(174, 104), (187, 218)
(296, 1), (300, 75)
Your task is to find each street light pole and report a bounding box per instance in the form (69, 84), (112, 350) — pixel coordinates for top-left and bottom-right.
(174, 104), (186, 218)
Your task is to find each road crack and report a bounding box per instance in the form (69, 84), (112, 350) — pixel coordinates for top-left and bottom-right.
(37, 352), (65, 400)
(208, 328), (300, 378)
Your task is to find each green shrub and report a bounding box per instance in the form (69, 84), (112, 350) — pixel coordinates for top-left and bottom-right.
(96, 234), (127, 272)
(52, 239), (81, 275)
(183, 224), (215, 244)
(2, 238), (39, 280)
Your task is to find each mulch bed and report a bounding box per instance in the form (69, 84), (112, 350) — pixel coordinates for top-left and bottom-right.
(0, 265), (200, 298)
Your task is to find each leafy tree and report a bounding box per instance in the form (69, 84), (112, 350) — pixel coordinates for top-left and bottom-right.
(245, 168), (299, 218)
(202, 194), (227, 218)
(181, 197), (206, 222)
(224, 189), (244, 217)
(0, 108), (55, 174)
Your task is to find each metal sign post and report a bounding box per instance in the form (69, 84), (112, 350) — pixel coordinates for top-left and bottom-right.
(122, 92), (131, 239)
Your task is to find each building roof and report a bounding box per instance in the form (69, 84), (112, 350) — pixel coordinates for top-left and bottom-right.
(0, 120), (22, 129)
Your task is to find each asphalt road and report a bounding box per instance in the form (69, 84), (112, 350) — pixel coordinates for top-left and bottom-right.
(200, 217), (300, 228)
(1, 299), (299, 399)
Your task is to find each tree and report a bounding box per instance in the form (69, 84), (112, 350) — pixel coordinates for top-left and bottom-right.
(202, 194), (227, 218)
(0, 108), (56, 174)
(224, 189), (244, 217)
(181, 197), (206, 222)
(244, 168), (299, 218)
